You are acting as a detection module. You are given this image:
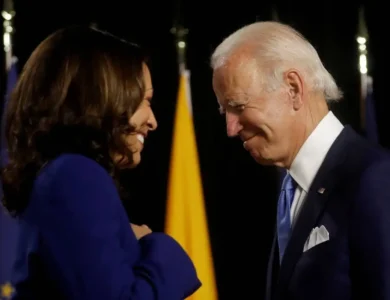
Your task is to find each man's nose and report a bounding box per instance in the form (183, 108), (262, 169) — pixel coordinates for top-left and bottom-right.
(226, 113), (243, 137)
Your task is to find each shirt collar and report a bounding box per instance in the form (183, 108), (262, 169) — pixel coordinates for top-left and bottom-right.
(289, 111), (344, 192)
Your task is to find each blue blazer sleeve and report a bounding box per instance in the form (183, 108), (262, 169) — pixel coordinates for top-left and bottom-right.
(31, 154), (201, 299)
(350, 160), (390, 299)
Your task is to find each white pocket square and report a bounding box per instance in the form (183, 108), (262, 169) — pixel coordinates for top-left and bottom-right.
(303, 225), (329, 252)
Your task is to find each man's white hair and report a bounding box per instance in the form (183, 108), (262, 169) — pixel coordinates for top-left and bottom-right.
(211, 21), (342, 102)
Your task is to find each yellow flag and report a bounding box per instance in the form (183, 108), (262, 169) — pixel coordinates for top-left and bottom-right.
(165, 69), (218, 300)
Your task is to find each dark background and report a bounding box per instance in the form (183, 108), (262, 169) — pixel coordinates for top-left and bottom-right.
(1, 1), (388, 298)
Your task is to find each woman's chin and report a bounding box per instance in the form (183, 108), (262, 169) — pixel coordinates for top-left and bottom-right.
(131, 153), (141, 167)
(119, 160), (140, 169)
(124, 154), (141, 169)
(114, 153), (141, 169)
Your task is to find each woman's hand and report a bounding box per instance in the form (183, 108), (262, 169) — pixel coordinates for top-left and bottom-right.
(130, 223), (152, 240)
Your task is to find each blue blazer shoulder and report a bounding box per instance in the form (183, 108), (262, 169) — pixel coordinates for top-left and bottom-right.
(11, 154), (201, 299)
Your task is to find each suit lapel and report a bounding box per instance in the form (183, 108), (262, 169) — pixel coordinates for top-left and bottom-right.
(274, 126), (354, 298)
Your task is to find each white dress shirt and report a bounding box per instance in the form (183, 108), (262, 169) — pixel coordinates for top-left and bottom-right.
(288, 111), (344, 227)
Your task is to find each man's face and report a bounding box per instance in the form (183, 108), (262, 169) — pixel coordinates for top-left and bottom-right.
(212, 60), (301, 167)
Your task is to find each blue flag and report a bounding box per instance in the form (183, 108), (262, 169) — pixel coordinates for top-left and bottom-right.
(364, 75), (378, 143)
(0, 57), (19, 299)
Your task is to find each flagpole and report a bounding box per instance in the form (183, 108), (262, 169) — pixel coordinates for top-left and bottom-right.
(357, 6), (368, 130)
(2, 0), (15, 72)
(271, 5), (280, 21)
(171, 25), (188, 73)
(171, 24), (192, 112)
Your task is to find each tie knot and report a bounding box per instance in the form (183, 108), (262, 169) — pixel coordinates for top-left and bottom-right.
(282, 173), (295, 191)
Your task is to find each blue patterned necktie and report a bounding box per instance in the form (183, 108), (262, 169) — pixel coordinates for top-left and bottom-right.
(277, 172), (296, 263)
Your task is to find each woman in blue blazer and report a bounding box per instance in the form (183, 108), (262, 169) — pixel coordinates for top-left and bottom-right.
(1, 26), (201, 299)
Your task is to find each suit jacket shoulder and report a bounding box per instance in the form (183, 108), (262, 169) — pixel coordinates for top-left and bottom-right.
(274, 126), (390, 300)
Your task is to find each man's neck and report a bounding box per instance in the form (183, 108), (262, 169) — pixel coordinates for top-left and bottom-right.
(284, 97), (329, 169)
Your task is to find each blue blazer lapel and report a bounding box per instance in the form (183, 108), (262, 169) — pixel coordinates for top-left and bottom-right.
(274, 126), (353, 298)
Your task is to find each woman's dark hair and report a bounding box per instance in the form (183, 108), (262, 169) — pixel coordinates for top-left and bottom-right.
(1, 25), (148, 215)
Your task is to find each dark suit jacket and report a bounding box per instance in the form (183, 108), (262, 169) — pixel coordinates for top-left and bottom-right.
(10, 154), (201, 299)
(266, 126), (390, 300)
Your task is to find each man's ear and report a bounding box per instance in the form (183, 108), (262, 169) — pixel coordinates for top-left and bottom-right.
(285, 69), (304, 110)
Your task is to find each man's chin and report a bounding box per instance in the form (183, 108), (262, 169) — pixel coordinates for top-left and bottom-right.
(250, 151), (274, 166)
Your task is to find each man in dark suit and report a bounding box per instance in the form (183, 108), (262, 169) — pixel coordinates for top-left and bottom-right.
(210, 21), (390, 300)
